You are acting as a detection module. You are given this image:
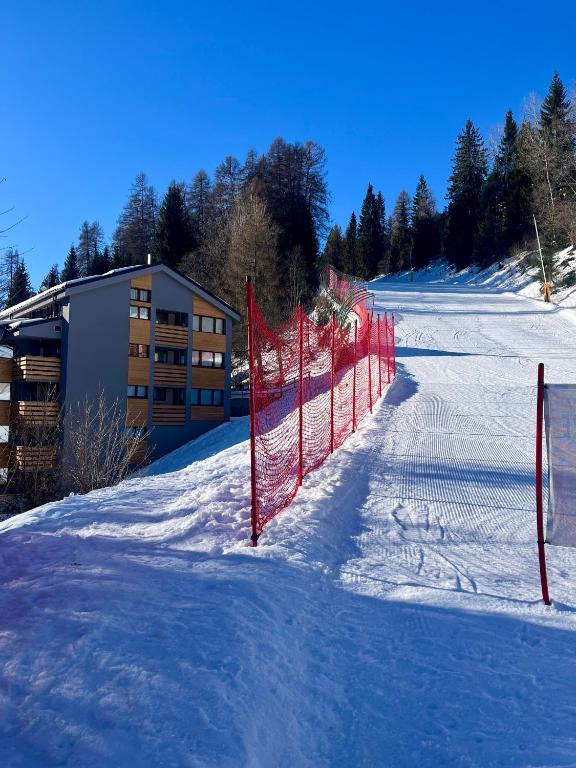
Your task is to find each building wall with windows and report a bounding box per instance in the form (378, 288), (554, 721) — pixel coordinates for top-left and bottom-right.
(0, 264), (240, 477)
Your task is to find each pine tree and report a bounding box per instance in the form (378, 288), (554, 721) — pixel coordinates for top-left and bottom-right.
(152, 182), (196, 268)
(357, 184), (386, 278)
(40, 264), (60, 292)
(444, 120), (488, 270)
(475, 112), (532, 266)
(113, 173), (157, 266)
(187, 170), (213, 240)
(390, 191), (413, 272)
(61, 245), (80, 282)
(6, 258), (33, 308)
(0, 247), (22, 307)
(342, 212), (358, 275)
(374, 191), (389, 273)
(322, 225), (345, 271)
(411, 176), (440, 270)
(87, 245), (112, 276)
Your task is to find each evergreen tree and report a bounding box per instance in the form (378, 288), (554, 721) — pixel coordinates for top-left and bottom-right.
(390, 191), (413, 272)
(152, 182), (196, 268)
(87, 245), (111, 276)
(411, 175), (440, 270)
(113, 172), (157, 266)
(342, 212), (358, 274)
(322, 225), (345, 271)
(213, 156), (243, 216)
(374, 191), (390, 273)
(475, 112), (532, 265)
(61, 245), (80, 282)
(187, 170), (213, 240)
(40, 264), (60, 292)
(0, 247), (22, 307)
(444, 120), (488, 270)
(6, 258), (33, 308)
(77, 221), (105, 276)
(357, 184), (386, 278)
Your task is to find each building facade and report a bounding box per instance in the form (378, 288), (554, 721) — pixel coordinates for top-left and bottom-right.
(0, 264), (240, 479)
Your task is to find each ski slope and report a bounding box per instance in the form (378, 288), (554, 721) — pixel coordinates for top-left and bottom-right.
(3, 279), (576, 767)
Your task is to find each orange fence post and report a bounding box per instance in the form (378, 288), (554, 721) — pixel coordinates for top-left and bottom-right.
(245, 276), (259, 547)
(330, 312), (336, 453)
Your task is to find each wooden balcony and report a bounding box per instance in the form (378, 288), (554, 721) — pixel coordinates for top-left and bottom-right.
(14, 445), (58, 470)
(155, 325), (188, 348)
(191, 406), (225, 421)
(13, 356), (61, 382)
(152, 404), (185, 426)
(0, 357), (12, 383)
(154, 363), (187, 387)
(13, 401), (60, 426)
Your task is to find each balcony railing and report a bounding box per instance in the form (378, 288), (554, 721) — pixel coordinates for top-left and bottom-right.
(154, 363), (187, 387)
(152, 403), (185, 426)
(155, 325), (188, 348)
(13, 356), (61, 382)
(13, 401), (60, 426)
(14, 445), (58, 470)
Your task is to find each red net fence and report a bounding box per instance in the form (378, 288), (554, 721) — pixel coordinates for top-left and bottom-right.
(246, 268), (396, 544)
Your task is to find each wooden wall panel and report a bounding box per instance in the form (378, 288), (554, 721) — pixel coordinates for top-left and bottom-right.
(0, 358), (12, 382)
(192, 368), (225, 389)
(152, 404), (185, 426)
(14, 401), (60, 426)
(131, 274), (152, 290)
(126, 399), (148, 426)
(154, 364), (187, 387)
(192, 331), (226, 353)
(127, 439), (148, 464)
(0, 400), (11, 424)
(193, 296), (225, 319)
(191, 406), (225, 421)
(155, 326), (188, 348)
(128, 357), (150, 385)
(0, 443), (11, 467)
(129, 318), (151, 344)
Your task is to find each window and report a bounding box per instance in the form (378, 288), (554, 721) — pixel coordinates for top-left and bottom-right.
(129, 344), (149, 358)
(192, 350), (225, 368)
(156, 309), (188, 327)
(193, 315), (226, 334)
(154, 387), (185, 405)
(191, 388), (224, 406)
(130, 305), (150, 320)
(126, 427), (147, 440)
(130, 288), (151, 302)
(127, 385), (148, 398)
(155, 347), (186, 365)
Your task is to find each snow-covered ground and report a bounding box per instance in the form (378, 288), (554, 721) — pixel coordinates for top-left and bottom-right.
(3, 275), (576, 766)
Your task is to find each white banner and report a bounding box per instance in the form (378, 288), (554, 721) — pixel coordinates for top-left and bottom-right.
(545, 384), (576, 546)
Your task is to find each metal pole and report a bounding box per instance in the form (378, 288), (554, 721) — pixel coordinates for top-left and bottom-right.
(245, 276), (259, 547)
(536, 362), (551, 605)
(534, 215), (551, 303)
(330, 312), (335, 453)
(352, 320), (357, 432)
(377, 314), (382, 398)
(298, 305), (304, 485)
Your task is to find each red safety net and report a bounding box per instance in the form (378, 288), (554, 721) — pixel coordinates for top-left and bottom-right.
(246, 270), (396, 544)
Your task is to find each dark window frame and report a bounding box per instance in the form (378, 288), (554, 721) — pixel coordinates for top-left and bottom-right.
(192, 314), (225, 334)
(156, 309), (188, 327)
(191, 350), (225, 368)
(130, 305), (150, 320)
(127, 385), (148, 399)
(129, 343), (150, 358)
(191, 388), (224, 406)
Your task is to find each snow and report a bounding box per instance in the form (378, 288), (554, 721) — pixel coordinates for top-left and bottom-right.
(3, 273), (576, 766)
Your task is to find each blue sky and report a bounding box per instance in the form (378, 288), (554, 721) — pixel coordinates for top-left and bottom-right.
(2, 1), (576, 286)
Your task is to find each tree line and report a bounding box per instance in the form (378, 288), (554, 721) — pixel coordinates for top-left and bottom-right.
(3, 72), (575, 321)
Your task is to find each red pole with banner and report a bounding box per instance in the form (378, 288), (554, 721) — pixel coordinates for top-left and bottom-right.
(330, 312), (336, 453)
(377, 314), (382, 399)
(391, 312), (396, 378)
(352, 320), (357, 432)
(298, 305), (304, 486)
(245, 276), (259, 547)
(536, 362), (551, 605)
(368, 313), (373, 414)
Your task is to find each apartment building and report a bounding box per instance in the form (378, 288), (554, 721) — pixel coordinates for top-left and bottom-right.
(0, 263), (240, 478)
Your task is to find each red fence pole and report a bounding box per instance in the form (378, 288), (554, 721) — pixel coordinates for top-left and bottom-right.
(245, 276), (259, 547)
(368, 313), (373, 414)
(352, 320), (357, 432)
(384, 313), (391, 384)
(391, 312), (396, 378)
(536, 362), (551, 605)
(377, 314), (382, 399)
(298, 305), (304, 486)
(330, 312), (335, 453)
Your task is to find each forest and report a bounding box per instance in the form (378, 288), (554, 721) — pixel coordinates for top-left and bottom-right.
(2, 72), (576, 341)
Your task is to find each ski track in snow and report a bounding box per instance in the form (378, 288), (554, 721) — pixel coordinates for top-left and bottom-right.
(3, 281), (576, 766)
